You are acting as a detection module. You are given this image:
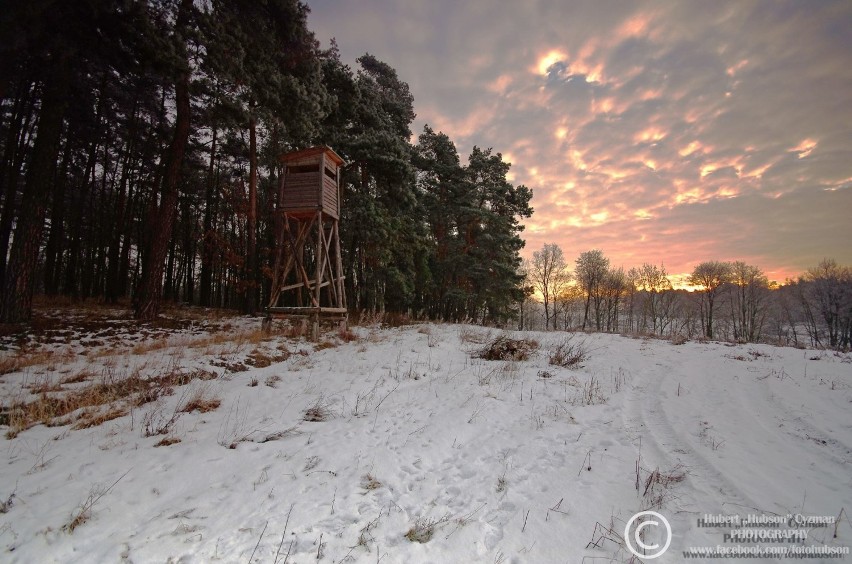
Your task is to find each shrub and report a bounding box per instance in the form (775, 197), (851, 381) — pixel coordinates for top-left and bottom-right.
(477, 336), (538, 361)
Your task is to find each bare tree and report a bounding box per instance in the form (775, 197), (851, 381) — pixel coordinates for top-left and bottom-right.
(530, 243), (570, 330)
(555, 283), (584, 330)
(624, 267), (639, 333)
(727, 261), (770, 343)
(517, 259), (535, 330)
(634, 262), (674, 335)
(601, 267), (628, 332)
(688, 260), (731, 339)
(575, 249), (609, 330)
(803, 259), (852, 349)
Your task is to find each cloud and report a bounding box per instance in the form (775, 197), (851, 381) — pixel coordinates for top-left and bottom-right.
(306, 0), (852, 280)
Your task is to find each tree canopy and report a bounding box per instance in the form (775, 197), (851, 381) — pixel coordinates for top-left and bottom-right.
(0, 1), (533, 323)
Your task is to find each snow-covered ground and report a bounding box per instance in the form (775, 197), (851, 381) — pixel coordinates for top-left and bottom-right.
(1, 312), (851, 563)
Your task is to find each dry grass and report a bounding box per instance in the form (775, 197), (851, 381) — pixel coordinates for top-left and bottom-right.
(669, 334), (688, 345)
(60, 369), (94, 385)
(3, 366), (218, 438)
(24, 374), (64, 394)
(642, 464), (687, 509)
(180, 385), (221, 413)
(0, 348), (73, 376)
(459, 326), (491, 345)
(129, 327), (271, 357)
(71, 406), (128, 430)
(154, 436), (181, 447)
(549, 335), (589, 369)
(304, 397), (333, 422)
(246, 351), (273, 368)
(280, 322), (308, 339)
(361, 473), (382, 491)
(352, 310), (385, 328)
(245, 349), (289, 368)
(337, 326), (359, 342)
(264, 374), (282, 388)
(62, 470), (129, 533)
(131, 339), (173, 356)
(404, 515), (451, 544)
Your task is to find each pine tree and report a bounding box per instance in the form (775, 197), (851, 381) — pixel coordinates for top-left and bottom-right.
(201, 0), (327, 313)
(463, 147), (532, 323)
(134, 0), (196, 321)
(331, 54), (422, 313)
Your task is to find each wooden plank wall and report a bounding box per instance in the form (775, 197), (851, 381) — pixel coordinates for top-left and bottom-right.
(281, 152), (339, 219)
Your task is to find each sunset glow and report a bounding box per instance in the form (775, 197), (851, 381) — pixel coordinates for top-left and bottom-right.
(535, 50), (567, 75)
(308, 1), (852, 284)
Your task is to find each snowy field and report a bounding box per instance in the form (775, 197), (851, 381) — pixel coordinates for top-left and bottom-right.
(1, 307), (851, 563)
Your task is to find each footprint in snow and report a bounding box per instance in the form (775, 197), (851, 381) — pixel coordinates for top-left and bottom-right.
(483, 522), (503, 551)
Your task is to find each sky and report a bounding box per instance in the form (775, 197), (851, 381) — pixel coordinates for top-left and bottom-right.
(304, 0), (852, 285)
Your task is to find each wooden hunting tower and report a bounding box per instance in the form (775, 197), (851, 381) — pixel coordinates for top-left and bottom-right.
(266, 146), (347, 336)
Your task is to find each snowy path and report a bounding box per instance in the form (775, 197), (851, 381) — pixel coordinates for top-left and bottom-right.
(619, 340), (852, 562)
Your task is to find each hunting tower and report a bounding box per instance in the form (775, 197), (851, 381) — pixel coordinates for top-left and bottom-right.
(266, 146), (347, 336)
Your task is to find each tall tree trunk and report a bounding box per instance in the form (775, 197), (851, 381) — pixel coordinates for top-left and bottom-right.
(43, 140), (72, 294)
(0, 53), (71, 322)
(181, 193), (195, 304)
(134, 0), (193, 321)
(245, 112), (258, 314)
(106, 141), (132, 302)
(199, 125), (217, 306)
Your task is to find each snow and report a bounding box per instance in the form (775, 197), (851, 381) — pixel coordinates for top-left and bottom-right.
(1, 316), (851, 563)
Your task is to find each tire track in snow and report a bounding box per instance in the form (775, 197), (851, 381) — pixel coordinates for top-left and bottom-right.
(621, 355), (763, 515)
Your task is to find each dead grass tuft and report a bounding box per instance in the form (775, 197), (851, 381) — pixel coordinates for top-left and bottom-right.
(304, 397), (333, 422)
(404, 515), (450, 543)
(670, 334), (688, 345)
(71, 406), (128, 430)
(154, 436), (181, 447)
(361, 473), (382, 491)
(180, 385), (221, 413)
(265, 374), (282, 388)
(337, 326), (359, 342)
(642, 464), (687, 509)
(549, 335), (589, 369)
(60, 370), (94, 385)
(62, 470), (129, 533)
(211, 358), (249, 372)
(245, 351), (273, 368)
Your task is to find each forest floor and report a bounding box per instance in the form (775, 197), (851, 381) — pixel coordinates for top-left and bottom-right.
(1, 302), (851, 563)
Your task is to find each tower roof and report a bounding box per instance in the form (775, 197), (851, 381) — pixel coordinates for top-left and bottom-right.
(279, 146), (345, 167)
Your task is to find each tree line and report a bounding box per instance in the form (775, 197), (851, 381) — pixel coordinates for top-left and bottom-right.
(0, 0), (532, 324)
(526, 244), (852, 350)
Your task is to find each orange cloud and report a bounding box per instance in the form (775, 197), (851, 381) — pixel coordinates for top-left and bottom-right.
(726, 59), (749, 77)
(533, 49), (567, 75)
(790, 138), (817, 158)
(634, 127), (667, 143)
(487, 74), (514, 95)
